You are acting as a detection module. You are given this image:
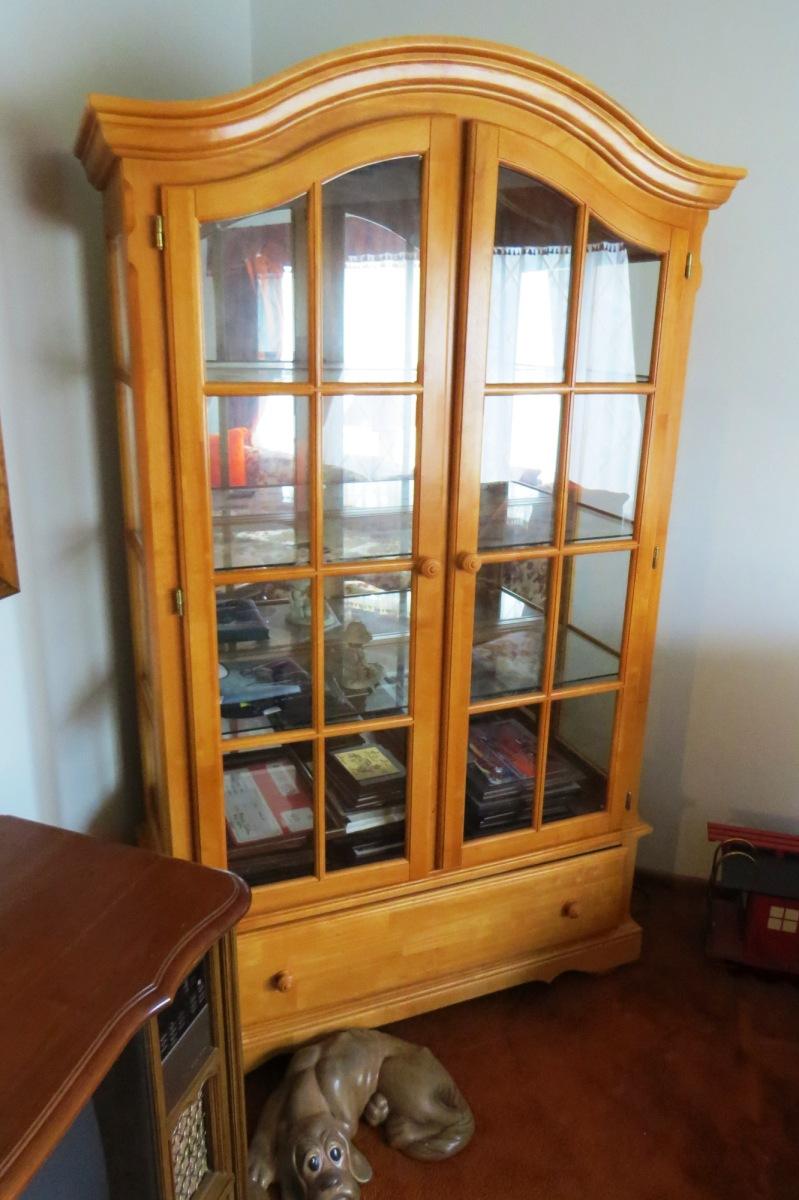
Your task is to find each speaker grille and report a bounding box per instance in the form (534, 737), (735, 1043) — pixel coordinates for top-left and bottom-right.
(170, 1091), (209, 1199)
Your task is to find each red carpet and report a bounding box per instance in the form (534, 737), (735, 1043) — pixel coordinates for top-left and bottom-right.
(246, 875), (799, 1199)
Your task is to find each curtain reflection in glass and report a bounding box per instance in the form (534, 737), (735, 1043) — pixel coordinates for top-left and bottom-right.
(486, 167), (576, 383)
(323, 158), (421, 382)
(566, 394), (645, 541)
(201, 196), (308, 382)
(479, 394), (561, 550)
(576, 218), (661, 383)
(323, 395), (416, 561)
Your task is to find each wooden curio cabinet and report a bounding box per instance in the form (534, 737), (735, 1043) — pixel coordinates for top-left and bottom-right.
(76, 39), (744, 1067)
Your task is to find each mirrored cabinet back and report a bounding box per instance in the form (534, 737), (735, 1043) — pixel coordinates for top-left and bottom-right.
(75, 38), (744, 1067)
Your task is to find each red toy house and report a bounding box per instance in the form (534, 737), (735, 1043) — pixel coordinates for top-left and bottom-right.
(707, 823), (799, 974)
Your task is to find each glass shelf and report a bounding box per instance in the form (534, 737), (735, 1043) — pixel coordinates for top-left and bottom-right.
(471, 567), (550, 701)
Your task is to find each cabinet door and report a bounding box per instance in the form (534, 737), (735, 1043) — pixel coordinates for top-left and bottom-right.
(441, 124), (682, 869)
(163, 117), (459, 909)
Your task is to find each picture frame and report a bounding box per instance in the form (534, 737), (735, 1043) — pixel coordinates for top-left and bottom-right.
(0, 419), (19, 599)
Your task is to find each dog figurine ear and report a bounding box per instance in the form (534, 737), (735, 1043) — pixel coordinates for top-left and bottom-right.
(349, 1144), (373, 1184)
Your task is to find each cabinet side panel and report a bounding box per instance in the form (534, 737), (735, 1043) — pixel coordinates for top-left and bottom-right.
(613, 215), (707, 818)
(111, 163), (195, 859)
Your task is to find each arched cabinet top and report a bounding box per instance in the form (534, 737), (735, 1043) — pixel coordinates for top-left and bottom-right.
(75, 37), (744, 211)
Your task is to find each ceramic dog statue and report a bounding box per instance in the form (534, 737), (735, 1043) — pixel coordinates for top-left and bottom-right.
(248, 1028), (475, 1199)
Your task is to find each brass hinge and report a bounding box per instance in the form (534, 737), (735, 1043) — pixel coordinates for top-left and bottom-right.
(153, 214), (165, 251)
(625, 791), (633, 812)
(652, 545), (661, 569)
(174, 586), (185, 617)
(685, 251), (693, 279)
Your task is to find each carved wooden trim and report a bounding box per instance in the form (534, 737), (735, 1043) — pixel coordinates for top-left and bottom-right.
(0, 418), (19, 599)
(75, 37), (745, 209)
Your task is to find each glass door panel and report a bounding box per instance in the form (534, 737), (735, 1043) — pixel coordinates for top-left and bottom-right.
(322, 394), (416, 561)
(207, 394), (310, 570)
(471, 560), (552, 701)
(554, 551), (631, 687)
(216, 581), (314, 738)
(478, 393), (561, 550)
(465, 706), (540, 841)
(545, 692), (617, 822)
(168, 116), (457, 890)
(576, 218), (662, 384)
(325, 728), (408, 871)
(200, 196), (308, 383)
(322, 157), (422, 382)
(566, 393), (645, 542)
(445, 124), (666, 863)
(223, 743), (315, 885)
(323, 571), (412, 722)
(486, 167), (577, 383)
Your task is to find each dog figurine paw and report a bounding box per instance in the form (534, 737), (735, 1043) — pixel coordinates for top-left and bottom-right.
(248, 1028), (474, 1199)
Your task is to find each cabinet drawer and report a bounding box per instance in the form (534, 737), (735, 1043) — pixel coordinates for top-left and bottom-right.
(238, 847), (627, 1036)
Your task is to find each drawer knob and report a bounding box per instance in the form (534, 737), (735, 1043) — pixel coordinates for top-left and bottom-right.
(562, 900), (582, 920)
(418, 558), (442, 579)
(273, 970), (295, 993)
(458, 552), (482, 575)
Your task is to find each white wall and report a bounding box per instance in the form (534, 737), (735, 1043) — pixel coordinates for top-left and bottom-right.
(251, 2), (799, 877)
(0, 2), (252, 838)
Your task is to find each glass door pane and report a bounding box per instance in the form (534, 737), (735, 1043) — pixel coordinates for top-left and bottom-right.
(325, 728), (408, 871)
(201, 196), (308, 383)
(544, 692), (617, 822)
(576, 218), (662, 383)
(323, 157), (422, 382)
(486, 167), (577, 383)
(478, 393), (561, 550)
(465, 706), (540, 841)
(322, 394), (416, 561)
(554, 551), (631, 687)
(216, 580), (314, 738)
(566, 394), (646, 542)
(471, 560), (552, 701)
(208, 394), (310, 570)
(223, 743), (315, 885)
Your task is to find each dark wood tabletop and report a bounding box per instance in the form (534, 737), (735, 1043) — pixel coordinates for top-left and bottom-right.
(0, 815), (250, 1198)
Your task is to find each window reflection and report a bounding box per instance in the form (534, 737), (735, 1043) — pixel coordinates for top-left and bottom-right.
(323, 158), (421, 382)
(201, 197), (308, 382)
(576, 218), (661, 383)
(486, 167), (576, 383)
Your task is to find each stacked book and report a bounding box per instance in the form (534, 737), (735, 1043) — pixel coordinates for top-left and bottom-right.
(325, 739), (407, 868)
(223, 752), (315, 883)
(465, 715), (585, 837)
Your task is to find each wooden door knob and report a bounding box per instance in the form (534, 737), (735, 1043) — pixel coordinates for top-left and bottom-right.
(562, 900), (582, 920)
(418, 558), (442, 579)
(457, 552), (482, 575)
(273, 970), (295, 993)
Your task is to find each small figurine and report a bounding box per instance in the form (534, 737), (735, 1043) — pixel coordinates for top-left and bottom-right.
(341, 620), (384, 692)
(248, 1028), (474, 1200)
(285, 583), (313, 627)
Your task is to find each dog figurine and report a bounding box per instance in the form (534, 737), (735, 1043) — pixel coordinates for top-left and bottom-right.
(248, 1028), (475, 1199)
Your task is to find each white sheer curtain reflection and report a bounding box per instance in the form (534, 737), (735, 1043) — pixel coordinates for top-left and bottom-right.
(484, 241), (642, 514)
(576, 242), (636, 382)
(572, 242), (641, 514)
(342, 255), (420, 378)
(487, 247), (572, 382)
